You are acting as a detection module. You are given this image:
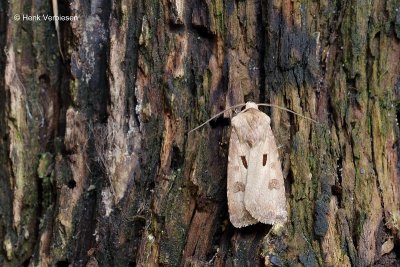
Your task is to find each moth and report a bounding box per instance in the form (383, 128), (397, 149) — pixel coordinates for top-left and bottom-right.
(190, 102), (316, 228)
(227, 102), (287, 227)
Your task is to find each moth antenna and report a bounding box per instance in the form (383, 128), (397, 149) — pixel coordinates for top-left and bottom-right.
(188, 103), (246, 134)
(189, 102), (318, 134)
(256, 103), (318, 124)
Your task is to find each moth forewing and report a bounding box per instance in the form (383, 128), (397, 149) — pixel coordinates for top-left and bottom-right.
(243, 114), (287, 224)
(227, 121), (258, 228)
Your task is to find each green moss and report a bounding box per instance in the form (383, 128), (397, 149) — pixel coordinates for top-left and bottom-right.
(355, 210), (368, 237)
(37, 153), (55, 210)
(70, 78), (80, 104)
(157, 169), (190, 266)
(212, 0), (225, 34)
(3, 236), (14, 260)
(291, 134), (313, 201)
(377, 91), (395, 134)
(37, 153), (53, 178)
(340, 1), (372, 79)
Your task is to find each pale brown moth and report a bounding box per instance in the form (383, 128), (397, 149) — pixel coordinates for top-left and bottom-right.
(189, 102), (317, 228)
(228, 102), (286, 227)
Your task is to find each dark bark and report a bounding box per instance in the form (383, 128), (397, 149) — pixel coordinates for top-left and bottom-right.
(1, 0), (400, 266)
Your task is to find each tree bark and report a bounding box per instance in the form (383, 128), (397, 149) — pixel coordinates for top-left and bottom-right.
(1, 0), (400, 266)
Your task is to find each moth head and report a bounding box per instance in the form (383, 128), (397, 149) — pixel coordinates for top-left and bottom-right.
(244, 102), (258, 111)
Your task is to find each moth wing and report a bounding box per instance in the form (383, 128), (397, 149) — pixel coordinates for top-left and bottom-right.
(244, 118), (288, 224)
(227, 126), (258, 228)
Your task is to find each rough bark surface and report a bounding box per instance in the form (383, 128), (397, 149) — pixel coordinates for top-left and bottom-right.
(1, 0), (400, 266)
